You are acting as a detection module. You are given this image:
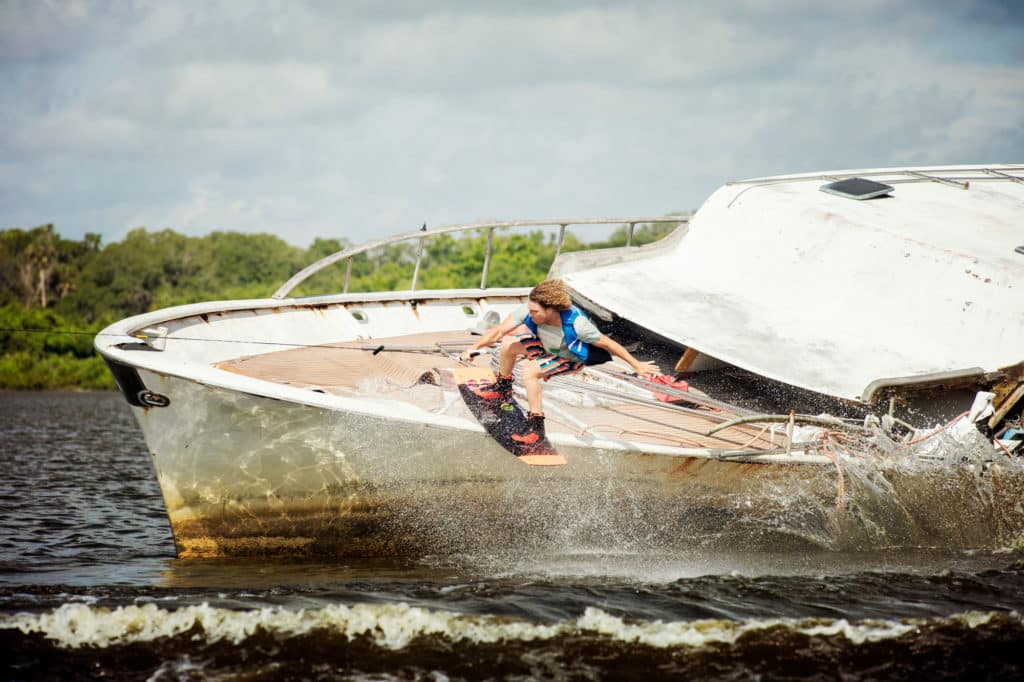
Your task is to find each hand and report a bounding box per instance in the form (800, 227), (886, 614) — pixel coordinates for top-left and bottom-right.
(633, 360), (660, 378)
(459, 349), (478, 362)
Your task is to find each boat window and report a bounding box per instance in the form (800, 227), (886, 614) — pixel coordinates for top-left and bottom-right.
(820, 177), (894, 200)
(462, 305), (477, 317)
(350, 310), (368, 323)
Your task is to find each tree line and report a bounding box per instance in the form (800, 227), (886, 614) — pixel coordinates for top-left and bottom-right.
(0, 219), (682, 389)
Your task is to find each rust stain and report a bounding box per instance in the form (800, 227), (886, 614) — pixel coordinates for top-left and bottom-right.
(672, 458), (701, 476)
(296, 302), (331, 315)
(170, 504), (421, 558)
(177, 535), (316, 558)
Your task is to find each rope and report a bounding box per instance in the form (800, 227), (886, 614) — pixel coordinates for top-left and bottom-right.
(994, 438), (1017, 458)
(900, 411), (969, 446)
(707, 413), (866, 436)
(0, 326), (481, 355)
(738, 423), (772, 450)
(492, 355), (794, 450)
(813, 431), (848, 512)
(589, 367), (758, 416)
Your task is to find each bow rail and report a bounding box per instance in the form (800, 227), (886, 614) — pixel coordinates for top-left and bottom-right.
(272, 216), (687, 300)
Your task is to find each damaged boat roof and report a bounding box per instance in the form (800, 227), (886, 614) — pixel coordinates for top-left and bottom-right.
(558, 165), (1024, 403)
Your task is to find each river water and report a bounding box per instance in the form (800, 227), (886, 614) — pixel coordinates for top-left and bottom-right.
(1, 390), (1023, 680)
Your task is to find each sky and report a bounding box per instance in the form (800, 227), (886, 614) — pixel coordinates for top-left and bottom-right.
(1, 0), (1022, 248)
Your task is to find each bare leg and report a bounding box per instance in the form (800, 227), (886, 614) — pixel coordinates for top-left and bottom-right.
(497, 334), (544, 414)
(522, 359), (544, 414)
(498, 335), (525, 377)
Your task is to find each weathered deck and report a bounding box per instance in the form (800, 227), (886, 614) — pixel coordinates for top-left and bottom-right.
(215, 330), (786, 452)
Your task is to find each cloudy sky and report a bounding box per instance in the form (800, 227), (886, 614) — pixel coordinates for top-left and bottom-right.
(2, 0), (1022, 247)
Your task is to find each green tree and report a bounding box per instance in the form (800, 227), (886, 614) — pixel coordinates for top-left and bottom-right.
(0, 218), (681, 389)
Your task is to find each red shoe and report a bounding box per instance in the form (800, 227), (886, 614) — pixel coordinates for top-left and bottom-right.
(511, 412), (545, 444)
(473, 375), (514, 402)
(470, 386), (503, 400)
(495, 375), (514, 400)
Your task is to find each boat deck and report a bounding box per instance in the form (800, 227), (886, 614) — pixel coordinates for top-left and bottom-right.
(215, 330), (786, 452)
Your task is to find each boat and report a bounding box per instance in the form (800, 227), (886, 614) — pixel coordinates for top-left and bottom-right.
(95, 165), (1024, 559)
(554, 165), (1024, 415)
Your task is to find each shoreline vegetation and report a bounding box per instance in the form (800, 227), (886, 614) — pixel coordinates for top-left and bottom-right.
(1, 220), (682, 390)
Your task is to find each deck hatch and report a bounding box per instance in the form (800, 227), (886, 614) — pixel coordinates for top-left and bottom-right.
(820, 177), (894, 200)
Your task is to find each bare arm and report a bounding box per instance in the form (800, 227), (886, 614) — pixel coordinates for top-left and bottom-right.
(459, 315), (521, 360)
(591, 334), (660, 377)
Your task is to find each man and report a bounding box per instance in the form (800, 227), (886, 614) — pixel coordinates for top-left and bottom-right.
(460, 279), (659, 440)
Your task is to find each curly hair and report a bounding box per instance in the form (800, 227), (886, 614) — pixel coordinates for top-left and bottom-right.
(529, 279), (572, 311)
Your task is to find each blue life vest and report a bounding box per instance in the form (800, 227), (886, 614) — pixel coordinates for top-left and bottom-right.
(523, 305), (590, 362)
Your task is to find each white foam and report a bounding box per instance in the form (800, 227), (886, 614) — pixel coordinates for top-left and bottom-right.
(576, 607), (746, 647)
(3, 603), (1017, 651)
(0, 602), (556, 650)
(574, 608), (919, 648)
(798, 618), (916, 644)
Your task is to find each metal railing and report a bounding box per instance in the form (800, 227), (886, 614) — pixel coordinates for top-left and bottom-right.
(729, 165), (1024, 187)
(272, 217), (687, 300)
(723, 165), (1024, 209)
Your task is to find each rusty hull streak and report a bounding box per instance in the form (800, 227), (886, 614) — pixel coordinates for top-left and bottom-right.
(166, 492), (508, 558)
(293, 302), (332, 316)
(172, 504), (412, 558)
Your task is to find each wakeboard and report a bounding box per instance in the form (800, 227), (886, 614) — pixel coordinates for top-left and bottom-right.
(454, 366), (566, 466)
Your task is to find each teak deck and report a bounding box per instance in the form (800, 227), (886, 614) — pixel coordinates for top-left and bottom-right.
(215, 331), (783, 452)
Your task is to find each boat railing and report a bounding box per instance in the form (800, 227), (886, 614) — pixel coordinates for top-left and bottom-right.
(729, 165), (1024, 189)
(272, 216), (687, 300)
(723, 165), (1024, 210)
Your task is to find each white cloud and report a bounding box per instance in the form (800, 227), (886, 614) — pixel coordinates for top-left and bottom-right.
(343, 6), (787, 90)
(12, 109), (143, 153)
(0, 1), (1021, 249)
(0, 0), (93, 59)
(164, 61), (339, 126)
(128, 179), (315, 240)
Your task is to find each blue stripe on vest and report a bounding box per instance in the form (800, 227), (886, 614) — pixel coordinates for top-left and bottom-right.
(523, 305), (590, 362)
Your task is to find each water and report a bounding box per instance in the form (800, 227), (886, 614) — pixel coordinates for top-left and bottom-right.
(2, 391), (1024, 680)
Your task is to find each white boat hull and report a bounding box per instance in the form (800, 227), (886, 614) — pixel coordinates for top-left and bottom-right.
(121, 368), (852, 557)
(117, 368), (1024, 558)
